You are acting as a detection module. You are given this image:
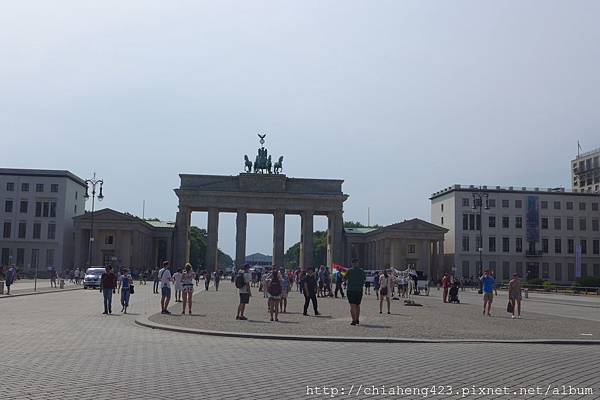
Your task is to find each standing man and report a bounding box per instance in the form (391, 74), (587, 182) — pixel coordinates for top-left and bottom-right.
(236, 264), (252, 320)
(441, 273), (450, 303)
(49, 267), (57, 288)
(302, 268), (320, 316)
(5, 265), (16, 295)
(100, 265), (117, 314)
(158, 261), (172, 314)
(334, 269), (345, 299)
(151, 268), (159, 294)
(204, 270), (211, 291)
(480, 269), (495, 316)
(74, 267), (80, 285)
(346, 259), (366, 326)
(213, 270), (221, 291)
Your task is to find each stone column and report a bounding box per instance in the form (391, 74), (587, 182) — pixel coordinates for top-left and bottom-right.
(420, 240), (431, 278)
(300, 210), (314, 269)
(173, 206), (191, 268)
(431, 240), (438, 279)
(327, 211), (344, 266)
(206, 208), (219, 272)
(272, 209), (286, 268)
(235, 209), (247, 268)
(383, 238), (391, 267)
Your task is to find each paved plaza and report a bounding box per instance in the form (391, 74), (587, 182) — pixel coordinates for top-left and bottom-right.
(0, 283), (599, 399)
(0, 279), (81, 298)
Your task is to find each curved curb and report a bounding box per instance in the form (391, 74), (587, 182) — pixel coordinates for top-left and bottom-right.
(0, 286), (84, 299)
(135, 315), (600, 345)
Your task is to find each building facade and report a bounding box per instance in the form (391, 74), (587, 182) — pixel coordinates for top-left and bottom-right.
(73, 208), (174, 270)
(572, 147), (600, 193)
(0, 169), (86, 274)
(431, 185), (600, 283)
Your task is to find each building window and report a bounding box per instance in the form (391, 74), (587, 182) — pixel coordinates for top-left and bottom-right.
(1, 248), (9, 265)
(488, 199), (496, 208)
(567, 218), (574, 231)
(36, 184), (44, 193)
(579, 202), (586, 211)
(47, 223), (56, 240)
(3, 222), (11, 239)
(515, 216), (522, 229)
(567, 239), (575, 254)
(51, 184), (59, 193)
(555, 238), (562, 254)
(567, 263), (575, 281)
(555, 263), (562, 281)
(502, 237), (510, 252)
(566, 201), (573, 210)
(593, 239), (599, 255)
(19, 201), (28, 214)
(594, 264), (600, 278)
(74, 205), (77, 214)
(50, 202), (56, 218)
(475, 236), (482, 251)
(581, 263), (588, 277)
(46, 249), (55, 267)
(6, 182), (14, 191)
(462, 198), (470, 207)
(579, 218), (587, 231)
(502, 262), (510, 280)
(554, 218), (561, 230)
(16, 248), (24, 267)
(488, 216), (496, 228)
(21, 183), (29, 192)
(516, 237), (523, 253)
(461, 236), (470, 252)
(542, 238), (549, 253)
(33, 223), (41, 239)
(35, 202), (42, 217)
(553, 201), (561, 210)
(593, 202), (599, 211)
(462, 261), (470, 278)
(541, 218), (548, 230)
(105, 235), (114, 245)
(502, 216), (509, 228)
(488, 237), (496, 252)
(441, 203), (444, 212)
(540, 201), (548, 209)
(501, 199), (509, 208)
(516, 262), (523, 277)
(593, 219), (599, 232)
(440, 216), (444, 225)
(581, 239), (587, 254)
(5, 200), (13, 213)
(542, 263), (550, 279)
(515, 199), (523, 209)
(18, 223), (26, 239)
(408, 244), (416, 254)
(462, 214), (468, 230)
(31, 248), (40, 269)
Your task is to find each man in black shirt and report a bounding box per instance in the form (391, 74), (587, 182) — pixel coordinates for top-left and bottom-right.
(303, 268), (320, 316)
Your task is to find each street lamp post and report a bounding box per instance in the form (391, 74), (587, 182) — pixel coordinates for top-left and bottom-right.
(472, 189), (489, 294)
(84, 173), (104, 267)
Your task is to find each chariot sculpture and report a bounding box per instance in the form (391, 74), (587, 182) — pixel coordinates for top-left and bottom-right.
(243, 134), (284, 174)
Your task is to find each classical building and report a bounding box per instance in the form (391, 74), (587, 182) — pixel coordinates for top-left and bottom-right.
(431, 184), (600, 283)
(73, 208), (174, 269)
(0, 168), (86, 273)
(572, 147), (600, 193)
(245, 252), (272, 266)
(344, 219), (448, 280)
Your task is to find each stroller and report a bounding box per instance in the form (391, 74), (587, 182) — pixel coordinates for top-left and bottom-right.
(448, 283), (460, 304)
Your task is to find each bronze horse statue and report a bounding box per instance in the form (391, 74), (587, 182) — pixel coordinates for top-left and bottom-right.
(274, 156), (284, 174)
(244, 155), (252, 173)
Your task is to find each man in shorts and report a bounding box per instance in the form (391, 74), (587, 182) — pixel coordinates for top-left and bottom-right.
(345, 259), (366, 326)
(236, 264), (252, 320)
(480, 269), (495, 316)
(158, 261), (172, 314)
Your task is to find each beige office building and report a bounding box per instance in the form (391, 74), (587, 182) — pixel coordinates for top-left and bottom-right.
(431, 185), (600, 283)
(572, 147), (600, 193)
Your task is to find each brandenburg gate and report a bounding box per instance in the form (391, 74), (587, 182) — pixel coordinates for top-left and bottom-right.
(173, 136), (348, 270)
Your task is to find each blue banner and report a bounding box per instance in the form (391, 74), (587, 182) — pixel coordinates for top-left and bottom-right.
(526, 196), (539, 242)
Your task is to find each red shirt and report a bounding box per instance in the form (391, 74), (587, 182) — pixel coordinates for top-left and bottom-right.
(442, 276), (449, 289)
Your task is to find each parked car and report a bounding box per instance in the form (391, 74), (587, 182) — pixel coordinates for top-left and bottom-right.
(83, 267), (106, 289)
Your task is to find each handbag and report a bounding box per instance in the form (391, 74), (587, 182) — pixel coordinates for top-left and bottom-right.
(506, 300), (513, 313)
(129, 284), (135, 294)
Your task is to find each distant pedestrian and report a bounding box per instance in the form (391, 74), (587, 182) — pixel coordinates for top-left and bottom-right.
(267, 268), (282, 321)
(346, 260), (366, 326)
(334, 270), (345, 299)
(378, 270), (392, 314)
(173, 268), (183, 303)
(49, 267), (57, 288)
(303, 268), (319, 316)
(74, 268), (81, 285)
(214, 270), (221, 291)
(508, 273), (522, 319)
(151, 269), (159, 294)
(280, 269), (289, 313)
(182, 263), (195, 315)
(4, 265), (16, 295)
(204, 270), (211, 291)
(480, 269), (495, 316)
(100, 265), (117, 315)
(441, 273), (450, 303)
(364, 274), (371, 295)
(236, 264), (251, 320)
(196, 268), (201, 286)
(158, 261), (172, 314)
(373, 270), (380, 300)
(118, 268), (132, 314)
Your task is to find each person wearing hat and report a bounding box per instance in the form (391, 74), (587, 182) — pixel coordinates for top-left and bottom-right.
(236, 264), (252, 320)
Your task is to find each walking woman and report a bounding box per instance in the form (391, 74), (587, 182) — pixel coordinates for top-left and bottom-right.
(118, 268), (132, 314)
(181, 263), (195, 315)
(267, 268), (282, 321)
(508, 273), (522, 319)
(378, 270), (392, 314)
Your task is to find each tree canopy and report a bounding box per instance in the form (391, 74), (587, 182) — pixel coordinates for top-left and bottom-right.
(189, 226), (233, 269)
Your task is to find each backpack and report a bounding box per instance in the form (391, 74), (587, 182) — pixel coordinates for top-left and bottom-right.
(268, 278), (282, 296)
(235, 273), (246, 289)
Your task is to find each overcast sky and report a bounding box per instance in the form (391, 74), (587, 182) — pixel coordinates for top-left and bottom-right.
(2, 1), (599, 258)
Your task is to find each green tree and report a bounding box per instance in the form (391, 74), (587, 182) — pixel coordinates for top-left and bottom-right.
(188, 226), (233, 269)
(343, 220), (382, 229)
(284, 231), (327, 268)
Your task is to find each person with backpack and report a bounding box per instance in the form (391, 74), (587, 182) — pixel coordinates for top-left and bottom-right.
(236, 264), (251, 320)
(5, 265), (16, 295)
(303, 268), (320, 316)
(267, 268), (282, 321)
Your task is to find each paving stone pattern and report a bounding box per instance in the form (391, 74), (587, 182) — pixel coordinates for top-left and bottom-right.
(0, 283), (599, 399)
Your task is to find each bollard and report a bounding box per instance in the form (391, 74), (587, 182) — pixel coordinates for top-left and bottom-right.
(59, 279), (65, 289)
(524, 288), (528, 299)
(0, 281), (4, 295)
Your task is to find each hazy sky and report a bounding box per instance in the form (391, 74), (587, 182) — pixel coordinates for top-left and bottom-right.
(2, 1), (599, 258)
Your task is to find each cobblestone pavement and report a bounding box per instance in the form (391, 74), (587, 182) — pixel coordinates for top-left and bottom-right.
(1, 283), (599, 399)
(0, 279), (81, 297)
(149, 282), (600, 340)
